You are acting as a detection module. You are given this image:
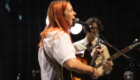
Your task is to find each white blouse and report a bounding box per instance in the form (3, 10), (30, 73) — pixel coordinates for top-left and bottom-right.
(38, 30), (76, 80)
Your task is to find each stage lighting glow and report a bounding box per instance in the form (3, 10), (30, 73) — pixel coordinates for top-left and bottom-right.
(46, 16), (82, 35)
(70, 23), (82, 35)
(5, 3), (10, 12)
(46, 16), (49, 25)
(19, 15), (22, 20)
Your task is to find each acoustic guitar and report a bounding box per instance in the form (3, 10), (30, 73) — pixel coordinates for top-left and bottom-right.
(61, 49), (95, 80)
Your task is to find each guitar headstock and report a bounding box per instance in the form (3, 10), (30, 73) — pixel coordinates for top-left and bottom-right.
(133, 38), (140, 43)
(131, 38), (140, 50)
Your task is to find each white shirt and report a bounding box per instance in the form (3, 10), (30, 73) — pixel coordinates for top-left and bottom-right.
(38, 30), (76, 80)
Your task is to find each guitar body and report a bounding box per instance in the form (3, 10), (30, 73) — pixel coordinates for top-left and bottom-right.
(61, 67), (73, 80)
(62, 49), (93, 80)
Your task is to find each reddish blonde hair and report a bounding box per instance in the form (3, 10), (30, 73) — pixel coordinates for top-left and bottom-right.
(38, 1), (70, 50)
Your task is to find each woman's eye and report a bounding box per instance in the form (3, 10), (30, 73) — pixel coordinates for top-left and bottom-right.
(70, 9), (73, 12)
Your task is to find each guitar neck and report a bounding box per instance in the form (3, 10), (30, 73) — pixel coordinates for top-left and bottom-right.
(89, 50), (99, 67)
(95, 42), (140, 68)
(108, 46), (131, 61)
(89, 40), (100, 67)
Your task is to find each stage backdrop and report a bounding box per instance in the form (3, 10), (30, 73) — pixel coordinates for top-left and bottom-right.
(0, 0), (140, 80)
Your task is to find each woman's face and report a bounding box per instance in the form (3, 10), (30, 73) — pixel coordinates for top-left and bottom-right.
(64, 3), (76, 27)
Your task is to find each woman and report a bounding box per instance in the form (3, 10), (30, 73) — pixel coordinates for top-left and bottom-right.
(38, 1), (101, 80)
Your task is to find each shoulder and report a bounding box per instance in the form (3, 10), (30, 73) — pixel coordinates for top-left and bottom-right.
(73, 37), (88, 45)
(55, 31), (70, 41)
(100, 43), (107, 49)
(73, 38), (88, 50)
(73, 38), (85, 46)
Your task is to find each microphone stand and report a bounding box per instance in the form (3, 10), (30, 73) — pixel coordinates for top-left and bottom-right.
(17, 73), (21, 80)
(87, 29), (140, 80)
(32, 70), (40, 80)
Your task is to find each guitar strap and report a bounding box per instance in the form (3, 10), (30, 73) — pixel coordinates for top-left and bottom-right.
(43, 45), (62, 80)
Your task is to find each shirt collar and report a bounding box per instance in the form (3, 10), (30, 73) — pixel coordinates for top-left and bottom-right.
(91, 37), (98, 46)
(83, 35), (98, 46)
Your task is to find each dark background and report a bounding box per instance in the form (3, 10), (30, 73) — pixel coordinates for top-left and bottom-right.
(0, 0), (140, 80)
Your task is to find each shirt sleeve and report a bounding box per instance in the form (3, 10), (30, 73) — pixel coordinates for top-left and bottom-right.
(97, 44), (113, 76)
(52, 33), (76, 66)
(103, 45), (113, 66)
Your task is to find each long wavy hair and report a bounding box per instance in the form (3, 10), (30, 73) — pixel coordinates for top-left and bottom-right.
(83, 17), (104, 34)
(38, 1), (70, 50)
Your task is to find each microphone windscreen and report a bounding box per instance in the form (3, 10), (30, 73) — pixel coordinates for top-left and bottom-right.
(74, 18), (79, 23)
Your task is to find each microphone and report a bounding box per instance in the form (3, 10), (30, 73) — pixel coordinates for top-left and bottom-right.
(74, 18), (95, 29)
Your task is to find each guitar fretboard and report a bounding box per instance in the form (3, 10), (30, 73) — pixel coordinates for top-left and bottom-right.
(108, 46), (130, 61)
(95, 42), (140, 68)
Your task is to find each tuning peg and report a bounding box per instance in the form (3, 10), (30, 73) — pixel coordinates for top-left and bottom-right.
(133, 38), (138, 43)
(135, 38), (138, 42)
